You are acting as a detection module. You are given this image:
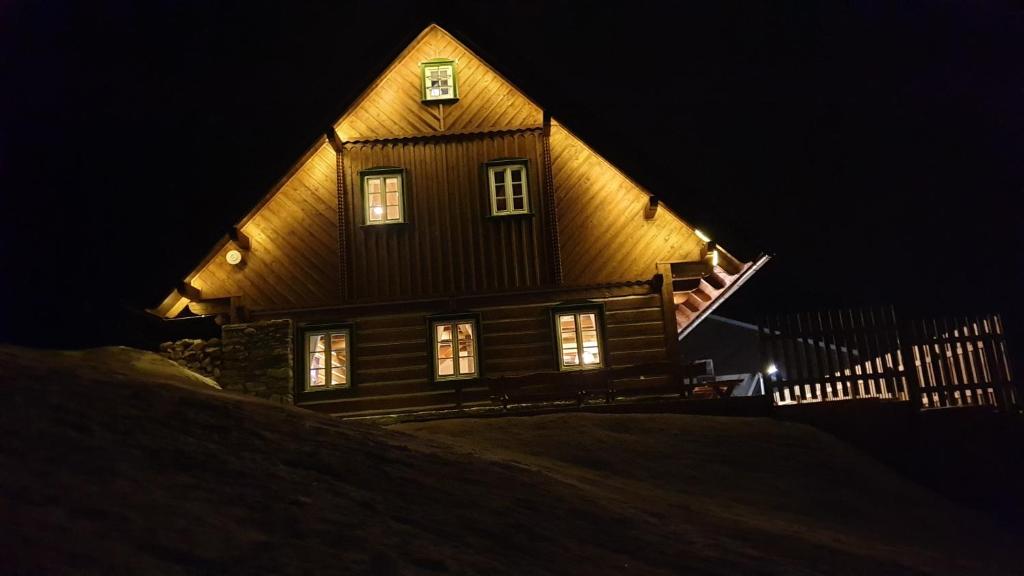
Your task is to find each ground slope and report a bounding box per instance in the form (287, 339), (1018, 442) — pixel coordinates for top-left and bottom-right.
(0, 346), (1017, 575)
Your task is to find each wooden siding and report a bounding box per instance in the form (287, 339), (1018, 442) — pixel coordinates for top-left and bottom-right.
(550, 121), (705, 285)
(295, 290), (667, 417)
(189, 141), (340, 309)
(342, 130), (554, 300)
(334, 25), (542, 142)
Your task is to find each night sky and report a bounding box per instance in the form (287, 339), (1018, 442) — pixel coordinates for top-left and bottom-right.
(2, 1), (1021, 354)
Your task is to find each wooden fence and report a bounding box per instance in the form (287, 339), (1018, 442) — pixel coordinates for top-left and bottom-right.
(759, 307), (1017, 410)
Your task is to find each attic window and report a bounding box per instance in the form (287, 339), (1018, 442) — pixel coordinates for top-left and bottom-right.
(361, 168), (406, 225)
(485, 160), (530, 215)
(421, 59), (458, 102)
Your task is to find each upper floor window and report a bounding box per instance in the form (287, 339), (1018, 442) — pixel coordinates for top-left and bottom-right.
(486, 160), (530, 216)
(421, 59), (458, 102)
(361, 168), (406, 225)
(305, 327), (351, 390)
(554, 307), (604, 370)
(431, 316), (478, 381)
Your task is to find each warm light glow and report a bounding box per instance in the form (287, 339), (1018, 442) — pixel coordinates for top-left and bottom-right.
(225, 249), (242, 265)
(766, 363), (779, 375)
(695, 229), (711, 243)
(582, 351), (596, 364)
(711, 249), (719, 267)
(373, 206), (384, 216)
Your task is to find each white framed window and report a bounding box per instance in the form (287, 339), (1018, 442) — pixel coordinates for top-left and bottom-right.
(305, 328), (351, 390)
(431, 317), (478, 381)
(555, 309), (603, 370)
(362, 168), (405, 225)
(486, 161), (529, 215)
(421, 59), (458, 102)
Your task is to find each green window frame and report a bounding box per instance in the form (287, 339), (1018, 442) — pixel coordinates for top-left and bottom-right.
(420, 58), (459, 103)
(304, 327), (352, 391)
(485, 159), (530, 216)
(430, 316), (479, 382)
(552, 306), (604, 371)
(361, 167), (406, 225)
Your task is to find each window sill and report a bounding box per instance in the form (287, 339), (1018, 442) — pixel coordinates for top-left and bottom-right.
(295, 386), (358, 404)
(484, 212), (535, 221)
(360, 222), (410, 230)
(422, 97), (460, 104)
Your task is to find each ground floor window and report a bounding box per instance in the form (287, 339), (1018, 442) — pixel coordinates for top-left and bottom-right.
(555, 309), (603, 370)
(431, 317), (478, 381)
(305, 328), (351, 390)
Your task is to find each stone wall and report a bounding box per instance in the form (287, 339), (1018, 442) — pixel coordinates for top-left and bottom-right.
(219, 319), (294, 404)
(158, 338), (222, 379)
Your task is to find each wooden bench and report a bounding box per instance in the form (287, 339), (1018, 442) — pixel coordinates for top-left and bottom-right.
(488, 369), (612, 410)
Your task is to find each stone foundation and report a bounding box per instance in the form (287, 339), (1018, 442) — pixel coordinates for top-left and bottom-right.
(158, 338), (222, 379)
(219, 319), (294, 404)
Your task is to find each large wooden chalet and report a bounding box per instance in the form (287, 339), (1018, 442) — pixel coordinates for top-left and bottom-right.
(151, 24), (768, 417)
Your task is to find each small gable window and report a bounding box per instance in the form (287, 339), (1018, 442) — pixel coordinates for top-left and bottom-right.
(421, 59), (458, 102)
(305, 327), (351, 390)
(553, 306), (604, 370)
(431, 316), (479, 381)
(361, 168), (406, 225)
(486, 160), (530, 215)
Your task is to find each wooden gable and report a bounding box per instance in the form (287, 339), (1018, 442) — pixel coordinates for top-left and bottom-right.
(185, 139), (339, 312)
(152, 24), (759, 323)
(549, 120), (705, 285)
(334, 25), (542, 141)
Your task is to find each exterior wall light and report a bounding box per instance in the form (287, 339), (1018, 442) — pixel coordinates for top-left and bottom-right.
(694, 229), (711, 243)
(226, 249), (243, 266)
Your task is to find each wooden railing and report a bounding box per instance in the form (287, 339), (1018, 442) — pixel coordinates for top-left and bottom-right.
(760, 307), (1017, 410)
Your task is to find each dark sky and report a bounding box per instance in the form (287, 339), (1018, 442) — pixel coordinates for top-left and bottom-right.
(2, 0), (1022, 351)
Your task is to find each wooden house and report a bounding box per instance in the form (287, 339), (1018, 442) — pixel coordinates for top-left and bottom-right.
(150, 24), (768, 418)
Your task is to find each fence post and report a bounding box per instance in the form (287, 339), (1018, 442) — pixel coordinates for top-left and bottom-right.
(896, 308), (922, 411)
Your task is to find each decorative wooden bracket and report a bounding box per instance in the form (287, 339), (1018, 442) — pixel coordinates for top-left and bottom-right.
(177, 281), (201, 300)
(644, 196), (658, 220)
(229, 226), (250, 250)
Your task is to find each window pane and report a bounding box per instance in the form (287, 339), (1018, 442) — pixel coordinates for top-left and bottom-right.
(510, 168), (522, 183)
(386, 191), (400, 206)
(559, 314), (579, 366)
(332, 366), (347, 385)
(330, 333), (347, 351)
(367, 178), (381, 193)
(580, 313), (596, 331)
(385, 177), (399, 193)
(436, 323), (454, 376)
(386, 206), (401, 220)
(512, 194), (525, 211)
(309, 334), (326, 354)
(438, 355), (454, 376)
(491, 169), (504, 187)
(495, 197), (508, 212)
(309, 368), (326, 387)
(457, 321), (475, 374)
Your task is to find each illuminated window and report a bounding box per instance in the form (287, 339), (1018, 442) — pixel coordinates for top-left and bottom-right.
(305, 328), (351, 390)
(361, 168), (405, 225)
(420, 59), (458, 102)
(555, 309), (603, 370)
(431, 317), (478, 381)
(486, 160), (529, 215)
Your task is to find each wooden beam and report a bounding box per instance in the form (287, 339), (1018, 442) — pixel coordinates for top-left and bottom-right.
(229, 226), (250, 250)
(177, 281), (201, 300)
(656, 264), (680, 360)
(644, 196), (658, 220)
(670, 260), (713, 280)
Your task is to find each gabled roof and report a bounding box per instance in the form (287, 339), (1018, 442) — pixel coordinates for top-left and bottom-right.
(334, 24), (543, 142)
(151, 23), (764, 327)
